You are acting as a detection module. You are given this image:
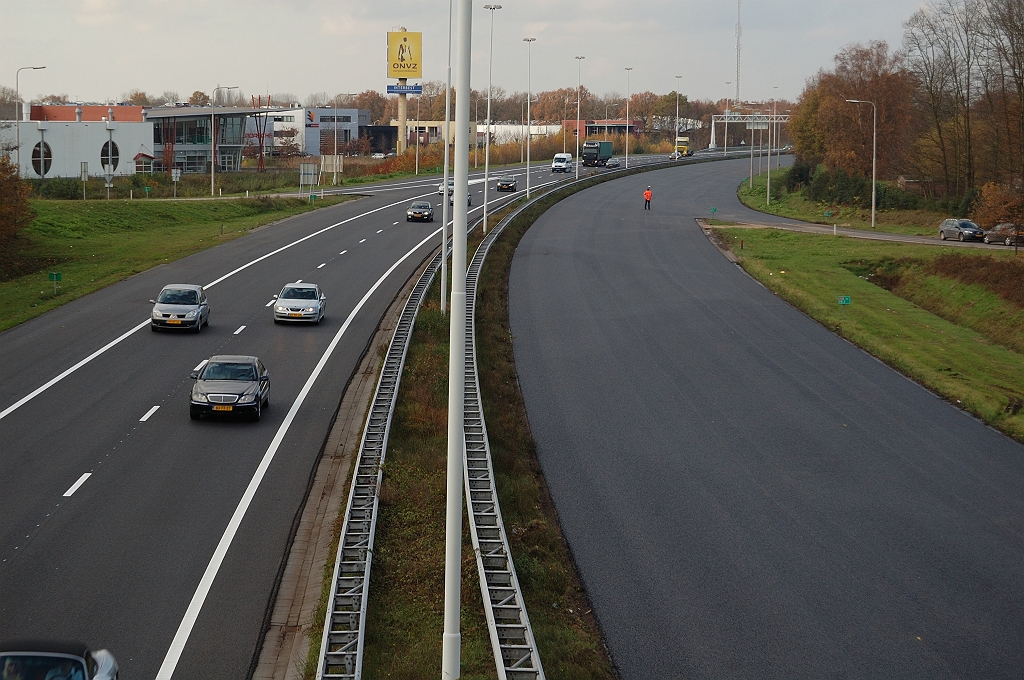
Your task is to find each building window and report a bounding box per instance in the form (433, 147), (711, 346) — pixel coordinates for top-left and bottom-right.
(101, 141), (120, 171)
(32, 141), (52, 176)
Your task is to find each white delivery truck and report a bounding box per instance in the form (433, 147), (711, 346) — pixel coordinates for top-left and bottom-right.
(551, 153), (573, 173)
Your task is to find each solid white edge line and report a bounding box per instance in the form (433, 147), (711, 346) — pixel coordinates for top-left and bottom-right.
(140, 405), (160, 422)
(233, 326), (246, 335)
(0, 193), (434, 423)
(153, 223), (444, 680)
(63, 473), (92, 497)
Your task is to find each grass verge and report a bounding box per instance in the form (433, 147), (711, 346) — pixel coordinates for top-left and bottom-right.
(737, 170), (946, 236)
(0, 195), (355, 332)
(715, 226), (1024, 440)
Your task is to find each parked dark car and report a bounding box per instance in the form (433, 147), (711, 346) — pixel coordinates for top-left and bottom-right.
(190, 355), (270, 421)
(0, 640), (118, 680)
(150, 284), (209, 333)
(406, 201), (435, 222)
(983, 222), (1023, 246)
(939, 218), (985, 242)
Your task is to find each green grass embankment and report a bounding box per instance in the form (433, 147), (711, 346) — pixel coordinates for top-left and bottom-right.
(0, 195), (355, 332)
(715, 226), (1024, 439)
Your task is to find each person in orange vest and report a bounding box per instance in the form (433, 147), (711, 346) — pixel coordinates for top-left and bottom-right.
(643, 186), (653, 210)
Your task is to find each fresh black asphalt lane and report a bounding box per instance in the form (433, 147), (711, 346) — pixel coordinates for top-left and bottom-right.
(509, 158), (1024, 678)
(0, 164), (556, 678)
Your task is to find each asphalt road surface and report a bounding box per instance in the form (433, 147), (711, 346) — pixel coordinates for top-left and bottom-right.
(509, 157), (1024, 678)
(0, 160), (576, 679)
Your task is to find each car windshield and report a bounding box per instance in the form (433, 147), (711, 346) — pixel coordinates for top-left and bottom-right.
(499, 177), (513, 181)
(1, 655), (87, 680)
(959, 220), (980, 229)
(281, 287), (318, 300)
(201, 362), (256, 381)
(410, 202), (430, 209)
(157, 288), (198, 304)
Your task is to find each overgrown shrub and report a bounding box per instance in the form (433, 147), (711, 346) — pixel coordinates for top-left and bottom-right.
(38, 178), (83, 200)
(803, 165), (922, 210)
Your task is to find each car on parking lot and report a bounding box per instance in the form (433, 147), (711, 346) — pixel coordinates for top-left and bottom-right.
(370, 152), (386, 159)
(605, 157), (621, 168)
(150, 284), (209, 333)
(438, 178), (454, 195)
(406, 200), (434, 222)
(939, 218), (985, 241)
(190, 355), (270, 421)
(496, 175), (517, 192)
(983, 222), (1023, 245)
(273, 283), (326, 323)
(0, 639), (118, 680)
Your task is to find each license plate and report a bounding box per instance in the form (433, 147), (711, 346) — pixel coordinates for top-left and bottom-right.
(213, 405), (233, 412)
(289, 312), (303, 317)
(167, 319), (181, 325)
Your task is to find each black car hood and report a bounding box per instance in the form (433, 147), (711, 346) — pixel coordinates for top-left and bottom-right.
(195, 380), (256, 396)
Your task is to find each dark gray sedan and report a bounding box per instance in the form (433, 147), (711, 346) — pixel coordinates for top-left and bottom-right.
(150, 284), (209, 332)
(406, 200), (434, 222)
(190, 355), (270, 421)
(939, 218), (985, 241)
(273, 283), (326, 324)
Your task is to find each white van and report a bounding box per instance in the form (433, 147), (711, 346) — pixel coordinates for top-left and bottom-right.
(551, 153), (573, 173)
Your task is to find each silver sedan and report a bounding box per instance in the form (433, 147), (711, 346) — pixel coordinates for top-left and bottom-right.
(273, 283), (326, 324)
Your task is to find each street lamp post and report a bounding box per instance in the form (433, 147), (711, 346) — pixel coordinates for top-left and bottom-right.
(673, 80), (682, 153)
(211, 85), (238, 196)
(576, 56), (585, 179)
(724, 81), (731, 156)
(483, 4), (501, 234)
(846, 99), (877, 230)
(415, 94), (420, 175)
(441, 0), (454, 314)
(624, 67), (632, 169)
(15, 66), (46, 177)
(331, 93), (357, 186)
(524, 38), (536, 198)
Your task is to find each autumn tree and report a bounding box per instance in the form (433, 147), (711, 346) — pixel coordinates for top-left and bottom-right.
(34, 93), (70, 105)
(121, 89), (152, 105)
(0, 155), (32, 267)
(188, 90), (210, 106)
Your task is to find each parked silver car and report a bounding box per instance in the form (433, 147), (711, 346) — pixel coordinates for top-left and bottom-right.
(150, 284), (209, 333)
(273, 283), (326, 324)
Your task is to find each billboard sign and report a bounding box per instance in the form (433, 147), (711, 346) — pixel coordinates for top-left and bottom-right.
(387, 31), (422, 79)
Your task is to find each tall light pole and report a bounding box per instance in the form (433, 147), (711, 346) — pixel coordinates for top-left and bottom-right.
(847, 99), (877, 229)
(442, 0), (454, 314)
(624, 66), (632, 169)
(443, 0), (473, 676)
(330, 92), (357, 186)
(415, 94), (421, 175)
(15, 66), (45, 177)
(524, 38), (536, 197)
(482, 4), (501, 233)
(675, 75), (682, 155)
(211, 85), (238, 196)
(604, 100), (619, 135)
(723, 81), (731, 156)
(576, 56), (585, 179)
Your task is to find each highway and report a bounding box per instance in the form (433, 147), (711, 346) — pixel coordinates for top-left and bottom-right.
(509, 157), (1024, 678)
(0, 160), (581, 678)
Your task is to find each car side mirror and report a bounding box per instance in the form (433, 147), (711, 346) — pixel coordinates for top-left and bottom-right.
(149, 299), (156, 304)
(189, 371), (199, 379)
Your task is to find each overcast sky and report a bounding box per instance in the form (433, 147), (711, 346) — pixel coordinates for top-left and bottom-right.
(4, 0), (924, 105)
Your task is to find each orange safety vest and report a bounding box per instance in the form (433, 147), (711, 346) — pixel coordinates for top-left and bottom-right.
(643, 189), (652, 201)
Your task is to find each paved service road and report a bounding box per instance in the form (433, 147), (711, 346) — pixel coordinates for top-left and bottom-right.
(0, 162), (563, 679)
(509, 157), (1024, 678)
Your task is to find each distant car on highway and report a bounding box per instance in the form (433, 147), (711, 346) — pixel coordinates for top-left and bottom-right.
(406, 200), (434, 222)
(190, 355), (270, 421)
(605, 157), (621, 168)
(668, 152), (683, 160)
(273, 283), (326, 324)
(939, 218), (985, 242)
(449, 190), (472, 206)
(370, 152), (385, 159)
(150, 284), (209, 333)
(438, 178), (454, 195)
(0, 639), (118, 680)
(984, 222), (1023, 245)
(496, 175), (517, 192)
(551, 153), (573, 173)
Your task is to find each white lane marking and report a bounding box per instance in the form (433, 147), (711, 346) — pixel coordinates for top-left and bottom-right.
(193, 359), (209, 372)
(265, 300), (274, 307)
(63, 473), (91, 497)
(359, 238), (366, 243)
(154, 224), (444, 680)
(317, 263), (326, 269)
(339, 250), (347, 255)
(392, 222), (398, 225)
(377, 229), (383, 233)
(233, 325), (246, 335)
(0, 192), (435, 423)
(140, 405), (160, 422)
